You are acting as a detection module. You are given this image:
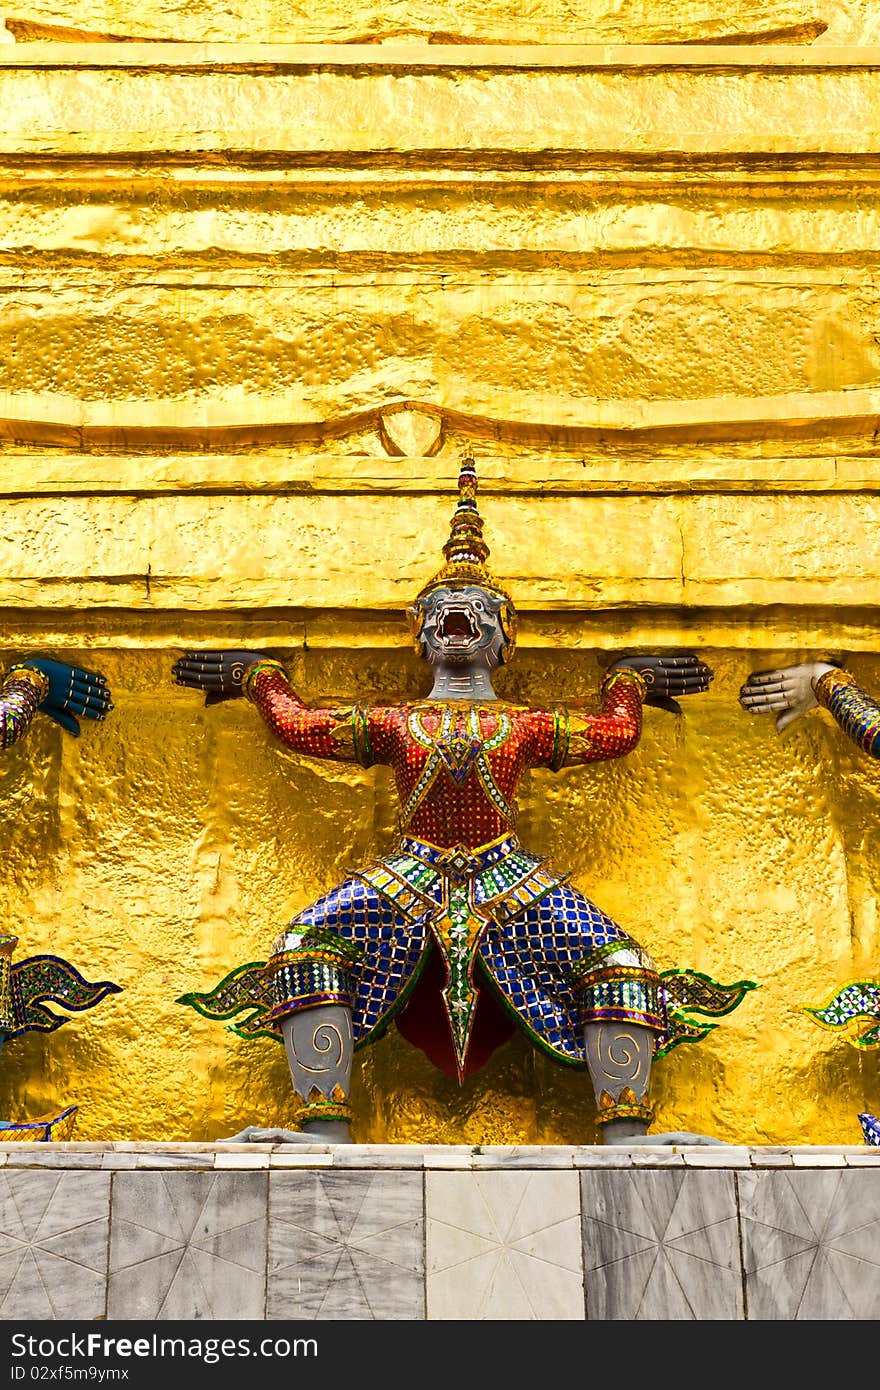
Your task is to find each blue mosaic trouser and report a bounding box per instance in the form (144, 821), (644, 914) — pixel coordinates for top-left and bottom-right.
(266, 835), (665, 1066)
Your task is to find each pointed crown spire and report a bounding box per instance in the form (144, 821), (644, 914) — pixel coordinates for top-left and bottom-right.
(416, 453), (513, 603)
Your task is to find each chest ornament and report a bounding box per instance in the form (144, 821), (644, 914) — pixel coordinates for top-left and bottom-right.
(409, 707), (511, 781)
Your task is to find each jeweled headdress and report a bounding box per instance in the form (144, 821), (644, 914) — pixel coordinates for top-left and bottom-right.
(416, 454), (513, 605)
(409, 454), (517, 657)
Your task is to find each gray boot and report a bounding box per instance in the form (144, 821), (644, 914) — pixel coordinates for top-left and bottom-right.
(583, 1020), (726, 1146)
(222, 1003), (355, 1144)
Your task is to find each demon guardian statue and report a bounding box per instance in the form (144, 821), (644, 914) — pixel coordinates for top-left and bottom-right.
(176, 458), (750, 1146)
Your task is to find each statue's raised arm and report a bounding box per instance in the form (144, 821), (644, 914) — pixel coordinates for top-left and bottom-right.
(176, 455), (751, 1148)
(173, 649), (389, 766)
(1, 657), (112, 748)
(741, 660), (880, 1146)
(532, 652), (712, 775)
(740, 660), (880, 756)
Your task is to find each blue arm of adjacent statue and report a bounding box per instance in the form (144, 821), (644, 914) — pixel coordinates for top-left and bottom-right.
(1, 658), (113, 746)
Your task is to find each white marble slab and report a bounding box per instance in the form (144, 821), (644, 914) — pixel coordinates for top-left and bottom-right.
(269, 1153), (336, 1168)
(746, 1148), (796, 1166)
(215, 1152), (270, 1168)
(328, 1146), (426, 1168)
(107, 1170), (268, 1319)
(471, 1146), (576, 1168)
(426, 1169), (584, 1320)
(101, 1151), (217, 1169)
(0, 1171), (110, 1319)
(3, 1149), (106, 1169)
(740, 1169), (880, 1319)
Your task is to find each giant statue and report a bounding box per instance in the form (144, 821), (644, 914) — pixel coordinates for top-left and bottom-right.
(0, 655), (119, 1139)
(740, 659), (879, 1144)
(176, 457), (754, 1145)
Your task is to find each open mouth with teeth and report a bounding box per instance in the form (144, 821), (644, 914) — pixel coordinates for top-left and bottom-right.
(438, 604), (481, 647)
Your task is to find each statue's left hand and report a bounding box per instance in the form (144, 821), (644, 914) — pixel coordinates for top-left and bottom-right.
(172, 649), (272, 705)
(608, 652), (714, 713)
(19, 658), (112, 737)
(739, 661), (836, 732)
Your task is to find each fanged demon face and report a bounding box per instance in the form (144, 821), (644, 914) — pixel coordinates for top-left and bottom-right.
(408, 585), (516, 668)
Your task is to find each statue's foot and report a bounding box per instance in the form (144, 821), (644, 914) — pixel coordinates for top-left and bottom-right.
(599, 1114), (729, 1146)
(221, 1126), (309, 1144)
(607, 1130), (729, 1147)
(220, 1122), (353, 1145)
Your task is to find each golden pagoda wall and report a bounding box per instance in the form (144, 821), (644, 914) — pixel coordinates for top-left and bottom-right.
(0, 37), (878, 1145)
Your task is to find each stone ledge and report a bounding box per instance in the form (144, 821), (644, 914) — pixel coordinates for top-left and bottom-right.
(0, 1144), (875, 1318)
(0, 1141), (874, 1169)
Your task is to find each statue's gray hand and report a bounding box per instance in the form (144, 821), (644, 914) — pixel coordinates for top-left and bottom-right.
(172, 650), (271, 703)
(739, 662), (836, 732)
(606, 652), (713, 715)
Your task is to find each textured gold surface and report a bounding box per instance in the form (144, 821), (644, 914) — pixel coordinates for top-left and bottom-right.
(4, 50), (880, 453)
(0, 3), (867, 46)
(0, 646), (877, 1145)
(2, 482), (880, 617)
(0, 44), (877, 1146)
(7, 49), (880, 159)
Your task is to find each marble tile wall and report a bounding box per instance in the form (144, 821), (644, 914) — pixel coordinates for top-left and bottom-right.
(0, 1145), (876, 1320)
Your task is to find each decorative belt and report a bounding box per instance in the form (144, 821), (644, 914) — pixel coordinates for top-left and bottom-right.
(396, 833), (520, 877)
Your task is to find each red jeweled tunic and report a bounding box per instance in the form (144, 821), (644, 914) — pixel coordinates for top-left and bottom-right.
(245, 662), (645, 846)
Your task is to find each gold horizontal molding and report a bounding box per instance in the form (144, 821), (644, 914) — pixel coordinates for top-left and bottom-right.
(6, 182), (880, 268)
(3, 54), (880, 165)
(2, 272), (876, 437)
(0, 452), (866, 496)
(7, 42), (872, 71)
(4, 160), (880, 184)
(2, 388), (880, 448)
(1, 605), (879, 654)
(1, 1), (832, 48)
(3, 450), (880, 497)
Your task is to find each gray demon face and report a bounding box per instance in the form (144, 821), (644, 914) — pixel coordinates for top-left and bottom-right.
(408, 585), (514, 669)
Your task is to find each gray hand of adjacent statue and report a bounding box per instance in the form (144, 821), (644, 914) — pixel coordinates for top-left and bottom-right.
(739, 661), (837, 733)
(607, 652), (714, 715)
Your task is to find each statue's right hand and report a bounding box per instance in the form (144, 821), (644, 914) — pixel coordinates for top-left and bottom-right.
(172, 650), (272, 704)
(607, 652), (713, 713)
